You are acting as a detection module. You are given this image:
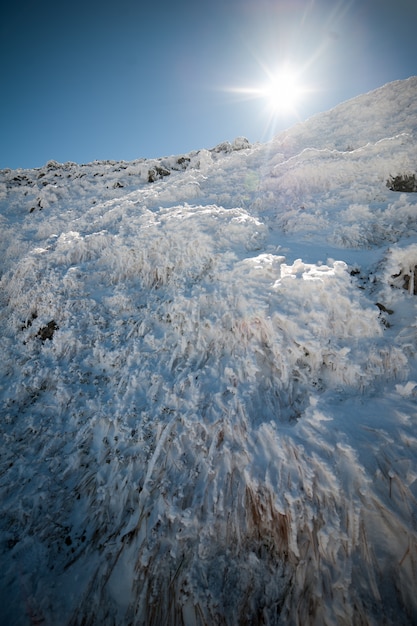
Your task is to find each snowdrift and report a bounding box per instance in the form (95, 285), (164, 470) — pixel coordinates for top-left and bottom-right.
(1, 77), (417, 625)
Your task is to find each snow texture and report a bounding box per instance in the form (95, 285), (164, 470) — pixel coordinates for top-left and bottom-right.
(1, 76), (417, 625)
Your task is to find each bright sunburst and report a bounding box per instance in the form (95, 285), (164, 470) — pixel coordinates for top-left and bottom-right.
(260, 68), (304, 114)
(225, 61), (312, 134)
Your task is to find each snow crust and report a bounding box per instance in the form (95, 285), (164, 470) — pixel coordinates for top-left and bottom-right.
(1, 76), (417, 625)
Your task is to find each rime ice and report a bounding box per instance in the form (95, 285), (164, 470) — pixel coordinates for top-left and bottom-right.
(1, 77), (417, 625)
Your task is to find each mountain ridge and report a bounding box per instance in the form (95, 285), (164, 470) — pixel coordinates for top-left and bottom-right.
(2, 76), (416, 176)
(1, 76), (417, 625)
(269, 75), (417, 158)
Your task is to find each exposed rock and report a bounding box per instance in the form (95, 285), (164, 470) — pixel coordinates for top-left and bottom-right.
(387, 173), (417, 192)
(391, 265), (417, 295)
(148, 165), (171, 183)
(375, 302), (394, 314)
(175, 156), (191, 170)
(211, 137), (251, 154)
(403, 266), (417, 294)
(37, 320), (59, 341)
(21, 311), (38, 330)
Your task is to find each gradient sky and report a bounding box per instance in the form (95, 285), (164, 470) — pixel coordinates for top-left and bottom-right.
(1, 0), (416, 170)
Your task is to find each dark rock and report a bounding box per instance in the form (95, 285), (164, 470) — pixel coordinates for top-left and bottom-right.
(148, 166), (171, 183)
(387, 173), (417, 192)
(211, 137), (251, 154)
(175, 156), (191, 170)
(37, 320), (59, 341)
(375, 302), (394, 314)
(21, 311), (38, 330)
(390, 265), (417, 295)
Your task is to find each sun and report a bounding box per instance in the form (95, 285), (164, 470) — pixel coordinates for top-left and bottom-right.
(261, 68), (303, 115)
(222, 60), (314, 138)
(225, 62), (310, 123)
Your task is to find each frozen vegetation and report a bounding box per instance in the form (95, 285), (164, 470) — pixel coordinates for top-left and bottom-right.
(1, 76), (417, 625)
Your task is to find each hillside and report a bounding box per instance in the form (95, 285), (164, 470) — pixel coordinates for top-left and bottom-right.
(1, 77), (417, 625)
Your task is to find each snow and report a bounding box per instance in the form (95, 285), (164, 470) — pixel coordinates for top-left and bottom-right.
(1, 76), (417, 625)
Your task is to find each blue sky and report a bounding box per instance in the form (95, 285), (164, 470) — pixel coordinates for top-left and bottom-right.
(1, 0), (416, 170)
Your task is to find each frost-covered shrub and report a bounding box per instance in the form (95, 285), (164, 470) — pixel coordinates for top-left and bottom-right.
(383, 243), (417, 294)
(391, 264), (417, 295)
(387, 173), (417, 192)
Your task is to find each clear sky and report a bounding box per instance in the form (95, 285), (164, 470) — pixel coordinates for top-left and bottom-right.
(1, 0), (416, 170)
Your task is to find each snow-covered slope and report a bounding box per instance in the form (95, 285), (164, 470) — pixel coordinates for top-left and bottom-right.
(1, 77), (417, 625)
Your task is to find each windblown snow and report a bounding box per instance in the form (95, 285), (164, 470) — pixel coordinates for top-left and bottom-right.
(1, 77), (417, 625)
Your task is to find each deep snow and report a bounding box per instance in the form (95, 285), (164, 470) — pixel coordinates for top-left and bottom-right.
(1, 77), (417, 625)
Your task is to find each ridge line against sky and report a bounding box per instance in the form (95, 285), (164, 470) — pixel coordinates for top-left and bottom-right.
(1, 0), (417, 170)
